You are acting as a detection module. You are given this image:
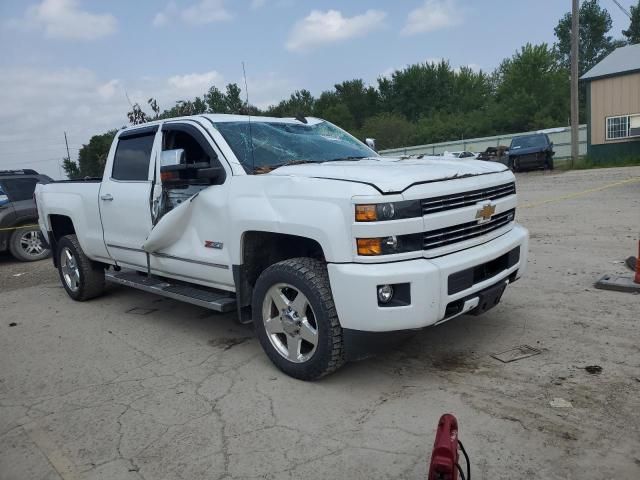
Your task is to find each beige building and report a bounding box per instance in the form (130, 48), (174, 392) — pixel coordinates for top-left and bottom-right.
(581, 43), (640, 159)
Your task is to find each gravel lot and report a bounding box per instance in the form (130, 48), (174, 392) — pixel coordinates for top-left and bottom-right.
(1, 166), (639, 480)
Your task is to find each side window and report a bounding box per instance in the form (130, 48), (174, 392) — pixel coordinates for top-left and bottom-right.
(163, 128), (212, 165)
(0, 182), (9, 206)
(1, 178), (39, 201)
(112, 133), (155, 181)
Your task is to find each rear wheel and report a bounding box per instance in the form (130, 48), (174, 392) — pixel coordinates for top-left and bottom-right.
(252, 257), (345, 380)
(9, 226), (50, 262)
(57, 234), (105, 301)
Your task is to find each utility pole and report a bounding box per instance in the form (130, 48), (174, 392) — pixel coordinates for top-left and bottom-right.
(64, 131), (71, 161)
(570, 0), (579, 168)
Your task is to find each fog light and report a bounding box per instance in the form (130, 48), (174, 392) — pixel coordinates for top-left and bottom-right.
(377, 284), (394, 303)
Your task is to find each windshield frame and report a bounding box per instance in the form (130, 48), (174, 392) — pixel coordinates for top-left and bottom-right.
(209, 117), (378, 174)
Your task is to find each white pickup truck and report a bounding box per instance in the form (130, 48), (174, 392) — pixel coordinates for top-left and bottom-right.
(36, 114), (528, 380)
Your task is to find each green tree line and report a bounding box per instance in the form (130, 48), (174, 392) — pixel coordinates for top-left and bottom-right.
(64, 0), (640, 178)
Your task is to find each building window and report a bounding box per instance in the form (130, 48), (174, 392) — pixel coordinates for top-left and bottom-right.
(606, 114), (640, 140)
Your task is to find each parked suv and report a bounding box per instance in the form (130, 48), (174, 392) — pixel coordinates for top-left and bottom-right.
(0, 169), (52, 261)
(508, 133), (554, 171)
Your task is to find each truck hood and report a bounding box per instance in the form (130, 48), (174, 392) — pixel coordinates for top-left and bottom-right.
(268, 157), (508, 193)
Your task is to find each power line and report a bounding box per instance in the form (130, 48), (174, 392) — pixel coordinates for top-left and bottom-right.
(610, 0), (632, 18)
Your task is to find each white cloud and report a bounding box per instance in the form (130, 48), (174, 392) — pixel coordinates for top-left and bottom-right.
(402, 0), (462, 36)
(154, 0), (232, 27)
(286, 9), (386, 52)
(167, 71), (224, 96)
(97, 79), (120, 99)
(0, 66), (291, 179)
(21, 0), (117, 40)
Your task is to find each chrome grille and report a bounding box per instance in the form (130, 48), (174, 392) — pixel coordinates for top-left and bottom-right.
(421, 182), (516, 215)
(423, 209), (515, 250)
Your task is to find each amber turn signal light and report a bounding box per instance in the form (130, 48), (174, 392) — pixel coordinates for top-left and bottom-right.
(355, 204), (377, 222)
(357, 238), (382, 255)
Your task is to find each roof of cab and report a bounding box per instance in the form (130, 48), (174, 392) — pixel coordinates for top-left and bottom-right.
(120, 114), (323, 135)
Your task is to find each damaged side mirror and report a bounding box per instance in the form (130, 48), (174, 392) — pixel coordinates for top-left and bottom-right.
(365, 138), (377, 152)
(161, 148), (186, 168)
(160, 148), (222, 185)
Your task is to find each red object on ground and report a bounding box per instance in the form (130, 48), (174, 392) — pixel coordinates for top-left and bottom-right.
(428, 414), (459, 480)
(635, 241), (640, 284)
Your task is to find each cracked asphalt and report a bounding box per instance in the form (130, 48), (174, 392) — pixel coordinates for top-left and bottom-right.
(1, 166), (639, 480)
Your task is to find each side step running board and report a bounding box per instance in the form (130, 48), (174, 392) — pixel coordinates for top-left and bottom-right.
(106, 270), (236, 313)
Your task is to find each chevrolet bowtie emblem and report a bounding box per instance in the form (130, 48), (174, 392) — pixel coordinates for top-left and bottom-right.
(476, 203), (496, 222)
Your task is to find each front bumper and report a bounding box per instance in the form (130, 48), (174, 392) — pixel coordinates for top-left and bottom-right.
(328, 224), (528, 332)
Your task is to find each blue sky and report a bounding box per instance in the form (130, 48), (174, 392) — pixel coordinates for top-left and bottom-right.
(0, 0), (633, 178)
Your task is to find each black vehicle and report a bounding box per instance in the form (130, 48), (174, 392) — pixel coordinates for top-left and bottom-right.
(0, 169), (52, 261)
(508, 133), (554, 171)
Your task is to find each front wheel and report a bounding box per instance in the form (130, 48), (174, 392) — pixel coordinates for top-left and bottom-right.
(544, 156), (554, 170)
(252, 257), (345, 380)
(9, 226), (50, 262)
(57, 234), (105, 301)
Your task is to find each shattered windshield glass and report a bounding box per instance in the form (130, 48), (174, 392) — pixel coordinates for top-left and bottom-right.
(212, 120), (375, 173)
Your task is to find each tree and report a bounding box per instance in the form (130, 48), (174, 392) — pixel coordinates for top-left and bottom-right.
(333, 79), (379, 128)
(225, 83), (244, 114)
(205, 86), (227, 113)
(494, 44), (569, 132)
(265, 90), (315, 117)
(127, 98), (160, 125)
(554, 0), (623, 75)
(360, 113), (417, 150)
(623, 1), (640, 44)
(62, 130), (117, 179)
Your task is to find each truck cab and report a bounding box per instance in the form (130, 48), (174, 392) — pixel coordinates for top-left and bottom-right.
(36, 114), (528, 380)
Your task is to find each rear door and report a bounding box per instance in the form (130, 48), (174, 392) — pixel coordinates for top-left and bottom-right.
(99, 126), (159, 268)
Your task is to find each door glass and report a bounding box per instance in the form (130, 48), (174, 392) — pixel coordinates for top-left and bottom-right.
(0, 182), (9, 206)
(112, 134), (155, 181)
(1, 178), (39, 201)
(163, 130), (212, 165)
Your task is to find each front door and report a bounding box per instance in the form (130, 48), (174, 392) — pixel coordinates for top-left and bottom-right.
(148, 121), (234, 289)
(100, 126), (159, 268)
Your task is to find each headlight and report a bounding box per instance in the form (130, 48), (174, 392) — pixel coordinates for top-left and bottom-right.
(356, 234), (422, 255)
(355, 200), (421, 222)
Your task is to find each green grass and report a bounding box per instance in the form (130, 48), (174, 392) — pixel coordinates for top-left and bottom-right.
(556, 155), (640, 171)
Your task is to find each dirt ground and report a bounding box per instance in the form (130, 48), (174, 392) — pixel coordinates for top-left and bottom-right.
(1, 166), (639, 480)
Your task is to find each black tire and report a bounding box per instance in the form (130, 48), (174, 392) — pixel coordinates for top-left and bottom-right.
(56, 234), (105, 301)
(252, 257), (345, 380)
(544, 155), (554, 170)
(508, 158), (517, 172)
(9, 226), (50, 262)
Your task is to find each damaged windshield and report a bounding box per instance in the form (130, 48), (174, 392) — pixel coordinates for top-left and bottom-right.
(212, 120), (375, 174)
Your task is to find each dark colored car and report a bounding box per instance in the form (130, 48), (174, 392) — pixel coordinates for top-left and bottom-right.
(0, 169), (52, 261)
(508, 133), (554, 171)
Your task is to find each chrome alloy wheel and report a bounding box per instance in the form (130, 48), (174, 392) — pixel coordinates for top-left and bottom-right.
(261, 283), (319, 363)
(19, 230), (45, 257)
(60, 247), (80, 292)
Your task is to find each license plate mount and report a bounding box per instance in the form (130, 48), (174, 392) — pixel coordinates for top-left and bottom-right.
(469, 281), (507, 315)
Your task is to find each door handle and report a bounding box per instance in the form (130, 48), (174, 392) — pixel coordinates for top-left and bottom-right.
(100, 194), (114, 201)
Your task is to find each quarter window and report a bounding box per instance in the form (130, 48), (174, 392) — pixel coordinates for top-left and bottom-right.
(112, 133), (155, 181)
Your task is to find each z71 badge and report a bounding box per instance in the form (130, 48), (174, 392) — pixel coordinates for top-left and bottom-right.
(204, 241), (223, 249)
